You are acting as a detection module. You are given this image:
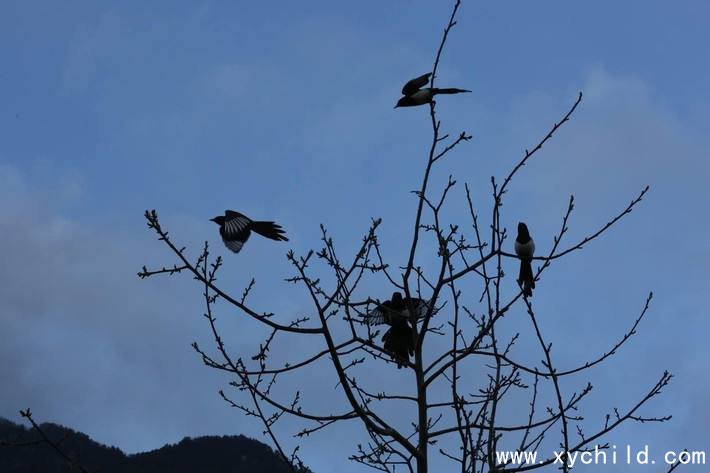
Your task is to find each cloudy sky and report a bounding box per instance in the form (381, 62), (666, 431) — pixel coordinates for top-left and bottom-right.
(1, 1), (708, 472)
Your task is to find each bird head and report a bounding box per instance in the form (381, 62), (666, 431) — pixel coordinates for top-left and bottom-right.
(517, 222), (530, 238)
(394, 97), (407, 108)
(391, 292), (404, 304)
(210, 216), (225, 225)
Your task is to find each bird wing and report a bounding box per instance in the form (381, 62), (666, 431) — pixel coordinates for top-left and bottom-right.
(223, 239), (245, 253)
(401, 72), (432, 96)
(363, 305), (389, 325)
(405, 298), (437, 320)
(364, 300), (403, 326)
(365, 298), (437, 324)
(222, 211), (252, 238)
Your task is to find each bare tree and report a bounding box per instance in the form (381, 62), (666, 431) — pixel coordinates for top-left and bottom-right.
(140, 2), (673, 472)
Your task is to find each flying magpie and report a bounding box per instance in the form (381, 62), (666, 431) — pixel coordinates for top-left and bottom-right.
(363, 292), (435, 368)
(395, 72), (470, 108)
(515, 222), (535, 297)
(210, 210), (288, 253)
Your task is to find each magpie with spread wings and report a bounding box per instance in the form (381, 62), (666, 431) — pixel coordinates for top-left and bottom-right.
(210, 210), (288, 253)
(394, 72), (471, 108)
(363, 291), (435, 368)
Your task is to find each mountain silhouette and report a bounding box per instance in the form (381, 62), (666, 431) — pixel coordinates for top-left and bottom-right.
(0, 417), (312, 473)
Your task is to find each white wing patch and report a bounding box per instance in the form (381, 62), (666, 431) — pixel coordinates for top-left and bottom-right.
(409, 89), (431, 104)
(224, 216), (250, 237)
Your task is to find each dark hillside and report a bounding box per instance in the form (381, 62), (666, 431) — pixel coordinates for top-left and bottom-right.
(0, 417), (311, 473)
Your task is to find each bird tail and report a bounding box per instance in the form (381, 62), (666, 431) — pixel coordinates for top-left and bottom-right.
(519, 259), (535, 297)
(251, 221), (289, 241)
(382, 325), (414, 369)
(432, 88), (471, 95)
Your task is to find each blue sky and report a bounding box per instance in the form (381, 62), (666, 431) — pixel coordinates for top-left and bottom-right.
(1, 1), (709, 472)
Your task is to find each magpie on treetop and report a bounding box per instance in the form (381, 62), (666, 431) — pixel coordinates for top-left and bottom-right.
(515, 222), (536, 297)
(394, 72), (470, 108)
(210, 210), (288, 253)
(363, 291), (436, 368)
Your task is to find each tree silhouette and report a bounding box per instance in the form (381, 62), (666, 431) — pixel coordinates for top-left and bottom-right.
(140, 2), (673, 472)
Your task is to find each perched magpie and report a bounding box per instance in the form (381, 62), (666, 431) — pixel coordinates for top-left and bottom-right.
(395, 72), (470, 108)
(210, 210), (288, 253)
(514, 222), (536, 297)
(363, 292), (434, 368)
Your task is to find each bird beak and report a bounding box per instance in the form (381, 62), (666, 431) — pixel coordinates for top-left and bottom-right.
(393, 104), (400, 109)
(209, 217), (218, 223)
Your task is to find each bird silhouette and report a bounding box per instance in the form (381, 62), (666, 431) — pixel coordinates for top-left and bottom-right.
(515, 222), (535, 297)
(210, 210), (288, 253)
(395, 72), (470, 108)
(363, 292), (435, 368)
